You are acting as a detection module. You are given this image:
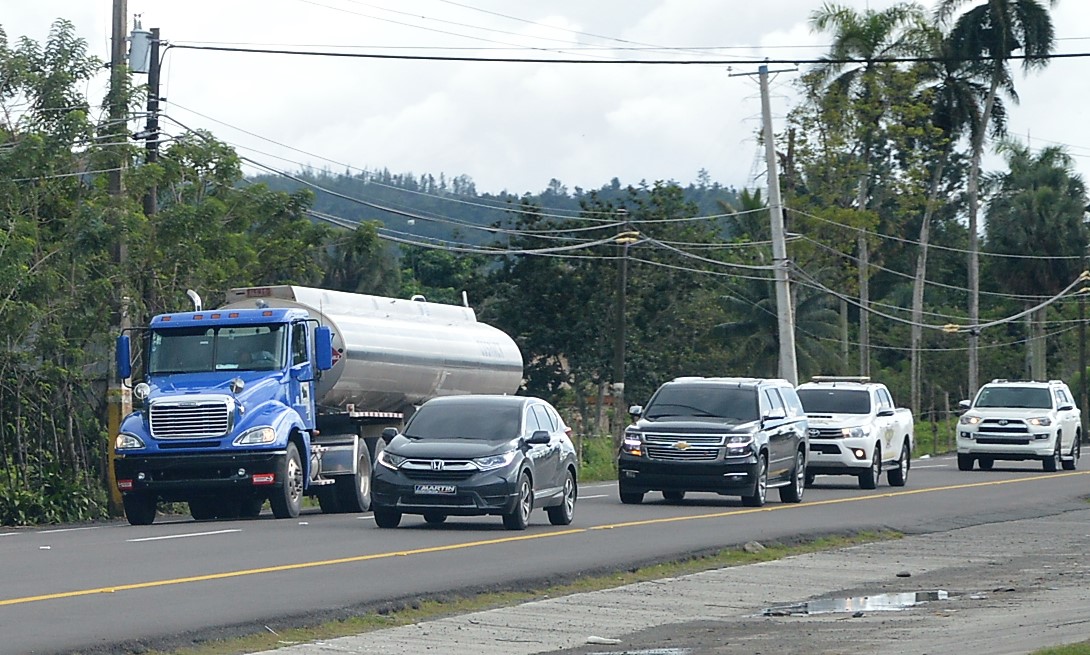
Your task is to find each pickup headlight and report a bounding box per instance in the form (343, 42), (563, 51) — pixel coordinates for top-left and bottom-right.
(233, 426), (276, 445)
(621, 431), (643, 456)
(841, 426), (872, 438)
(115, 432), (145, 450)
(474, 450), (518, 472)
(1027, 417), (1052, 427)
(959, 415), (981, 425)
(377, 450), (406, 470)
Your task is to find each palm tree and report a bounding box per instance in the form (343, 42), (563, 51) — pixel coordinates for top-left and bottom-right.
(809, 1), (929, 376)
(935, 0), (1058, 394)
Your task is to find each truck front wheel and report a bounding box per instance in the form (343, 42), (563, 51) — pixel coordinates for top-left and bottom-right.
(123, 493), (157, 526)
(271, 442), (303, 519)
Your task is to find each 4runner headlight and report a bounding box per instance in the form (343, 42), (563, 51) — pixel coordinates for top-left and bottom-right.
(1027, 417), (1052, 427)
(233, 426), (276, 445)
(474, 450), (518, 472)
(377, 450), (407, 470)
(959, 415), (981, 425)
(115, 432), (145, 450)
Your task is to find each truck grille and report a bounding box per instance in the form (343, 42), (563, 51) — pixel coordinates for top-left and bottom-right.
(809, 427), (844, 439)
(150, 401), (230, 439)
(978, 418), (1030, 437)
(643, 433), (723, 462)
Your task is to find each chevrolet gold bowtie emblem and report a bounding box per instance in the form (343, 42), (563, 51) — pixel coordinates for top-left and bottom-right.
(674, 441), (691, 450)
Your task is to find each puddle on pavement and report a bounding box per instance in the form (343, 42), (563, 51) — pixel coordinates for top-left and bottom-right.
(763, 590), (948, 616)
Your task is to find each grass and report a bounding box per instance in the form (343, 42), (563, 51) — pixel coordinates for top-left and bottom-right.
(1033, 645), (1090, 655)
(145, 530), (901, 655)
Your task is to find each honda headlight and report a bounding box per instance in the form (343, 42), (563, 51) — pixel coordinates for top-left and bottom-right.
(377, 450), (407, 470)
(233, 426), (276, 445)
(1027, 417), (1052, 427)
(115, 432), (145, 450)
(474, 450), (518, 472)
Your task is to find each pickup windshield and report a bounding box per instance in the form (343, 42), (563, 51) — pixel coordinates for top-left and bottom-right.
(643, 386), (758, 421)
(974, 386), (1052, 409)
(797, 389), (871, 414)
(148, 324), (286, 374)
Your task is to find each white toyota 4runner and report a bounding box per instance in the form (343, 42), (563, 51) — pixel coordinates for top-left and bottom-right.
(957, 379), (1082, 472)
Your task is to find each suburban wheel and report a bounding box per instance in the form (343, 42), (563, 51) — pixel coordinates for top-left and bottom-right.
(1063, 436), (1080, 471)
(334, 449), (373, 513)
(619, 487), (644, 504)
(741, 454), (767, 507)
(503, 472), (533, 530)
(662, 490), (686, 503)
(957, 453), (974, 471)
(240, 497), (264, 518)
(887, 442), (910, 487)
(270, 441), (303, 519)
(779, 450), (805, 503)
(123, 493), (157, 526)
(423, 512), (447, 525)
(1044, 438), (1061, 472)
(859, 449), (880, 490)
(373, 508), (401, 528)
(547, 469), (577, 526)
(977, 457), (994, 470)
(188, 497), (217, 521)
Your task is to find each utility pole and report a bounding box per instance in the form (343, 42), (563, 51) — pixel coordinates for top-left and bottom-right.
(143, 27), (161, 217)
(758, 64), (798, 385)
(613, 211), (638, 448)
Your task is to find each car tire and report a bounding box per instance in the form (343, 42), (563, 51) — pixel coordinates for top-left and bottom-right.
(619, 488), (644, 504)
(373, 508), (402, 528)
(503, 472), (533, 530)
(547, 469), (576, 526)
(779, 450), (805, 503)
(188, 497), (217, 521)
(859, 449), (880, 490)
(270, 442), (303, 519)
(1063, 436), (1080, 471)
(978, 457), (994, 470)
(1044, 438), (1061, 472)
(741, 454), (767, 507)
(123, 493), (157, 526)
(334, 449), (373, 513)
(215, 496), (243, 519)
(957, 453), (974, 471)
(423, 511), (447, 525)
(888, 442), (910, 487)
(662, 490), (686, 503)
(316, 486), (341, 514)
(240, 497), (264, 518)
(804, 472), (816, 488)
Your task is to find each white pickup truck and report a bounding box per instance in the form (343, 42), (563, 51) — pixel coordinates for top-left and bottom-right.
(796, 377), (915, 489)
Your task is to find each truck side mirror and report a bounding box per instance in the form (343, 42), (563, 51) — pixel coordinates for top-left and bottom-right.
(628, 405), (643, 417)
(315, 326), (333, 371)
(116, 334), (132, 380)
(957, 399), (971, 412)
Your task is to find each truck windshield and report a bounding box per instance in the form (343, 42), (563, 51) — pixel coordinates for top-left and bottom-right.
(643, 386), (758, 421)
(974, 386), (1052, 409)
(149, 324), (286, 374)
(797, 389), (871, 414)
(404, 403), (522, 441)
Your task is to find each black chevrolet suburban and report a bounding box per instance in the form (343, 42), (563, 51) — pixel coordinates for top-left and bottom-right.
(617, 377), (808, 507)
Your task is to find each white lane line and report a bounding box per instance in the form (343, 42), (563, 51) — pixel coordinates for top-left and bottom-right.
(127, 529), (242, 542)
(38, 526), (104, 534)
(0, 533), (17, 538)
(580, 494), (608, 499)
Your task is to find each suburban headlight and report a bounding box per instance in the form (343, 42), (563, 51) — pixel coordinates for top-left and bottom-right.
(842, 426), (871, 438)
(474, 450), (518, 471)
(377, 450), (407, 470)
(1027, 417), (1052, 427)
(726, 434), (754, 449)
(959, 415), (981, 425)
(233, 426), (276, 445)
(115, 432), (145, 450)
(621, 431), (643, 455)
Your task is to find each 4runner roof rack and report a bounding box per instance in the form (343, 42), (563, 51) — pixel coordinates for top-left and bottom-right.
(810, 376), (871, 383)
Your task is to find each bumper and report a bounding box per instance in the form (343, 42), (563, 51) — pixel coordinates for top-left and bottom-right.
(807, 438), (874, 475)
(371, 466), (521, 516)
(616, 454), (758, 494)
(114, 451), (286, 501)
(957, 431), (1056, 459)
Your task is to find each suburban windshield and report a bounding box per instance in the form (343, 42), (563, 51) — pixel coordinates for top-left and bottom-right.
(643, 386), (758, 421)
(404, 404), (522, 441)
(974, 386), (1052, 409)
(797, 389), (871, 414)
(148, 324), (286, 374)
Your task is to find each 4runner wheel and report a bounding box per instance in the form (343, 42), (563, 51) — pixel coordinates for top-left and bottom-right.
(123, 493), (157, 526)
(373, 508), (401, 528)
(1063, 436), (1080, 471)
(662, 490), (686, 503)
(547, 469), (576, 525)
(1043, 438), (1061, 472)
(957, 453), (974, 471)
(859, 449), (880, 490)
(741, 454), (767, 507)
(888, 442), (910, 487)
(270, 442), (303, 519)
(502, 472), (533, 530)
(779, 450), (805, 503)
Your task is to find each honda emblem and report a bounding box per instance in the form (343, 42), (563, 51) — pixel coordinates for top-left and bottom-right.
(431, 460), (444, 471)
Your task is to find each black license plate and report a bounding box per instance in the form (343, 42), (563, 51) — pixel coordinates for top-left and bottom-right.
(414, 484), (456, 495)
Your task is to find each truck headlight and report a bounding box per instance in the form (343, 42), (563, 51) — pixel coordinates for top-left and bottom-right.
(474, 450), (518, 471)
(115, 433), (145, 450)
(959, 415), (981, 425)
(621, 431), (643, 456)
(1027, 417), (1052, 427)
(842, 426), (871, 438)
(377, 450), (406, 470)
(233, 427), (276, 445)
(726, 434), (754, 452)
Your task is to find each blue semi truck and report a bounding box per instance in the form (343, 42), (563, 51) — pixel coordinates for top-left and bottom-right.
(113, 285), (523, 525)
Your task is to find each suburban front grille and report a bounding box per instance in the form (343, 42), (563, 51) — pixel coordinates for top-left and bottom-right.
(643, 433), (724, 462)
(150, 401), (230, 439)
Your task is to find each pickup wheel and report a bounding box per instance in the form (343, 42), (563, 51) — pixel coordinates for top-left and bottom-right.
(858, 449), (880, 489)
(270, 442), (303, 519)
(804, 472), (816, 488)
(977, 457), (994, 470)
(741, 454), (767, 507)
(1043, 438), (1061, 472)
(957, 453), (974, 471)
(779, 449), (805, 503)
(887, 442), (910, 487)
(123, 493), (158, 526)
(1063, 436), (1080, 470)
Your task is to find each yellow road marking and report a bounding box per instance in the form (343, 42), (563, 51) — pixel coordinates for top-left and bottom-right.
(4, 470), (1086, 606)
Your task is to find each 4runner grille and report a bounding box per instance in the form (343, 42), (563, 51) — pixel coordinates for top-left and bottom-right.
(978, 418), (1030, 436)
(643, 433), (723, 462)
(150, 401), (230, 439)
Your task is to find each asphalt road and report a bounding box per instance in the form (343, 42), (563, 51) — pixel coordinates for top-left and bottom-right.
(2, 454), (1087, 654)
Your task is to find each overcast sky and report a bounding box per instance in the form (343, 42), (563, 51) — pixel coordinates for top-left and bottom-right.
(6, 1), (1090, 195)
